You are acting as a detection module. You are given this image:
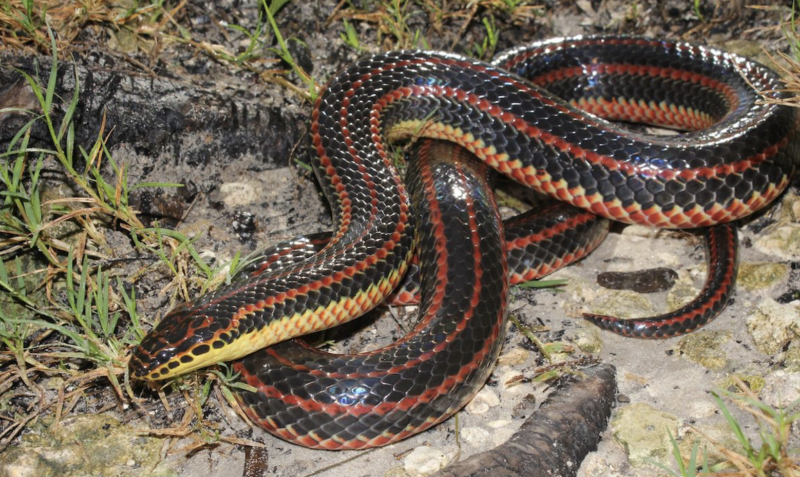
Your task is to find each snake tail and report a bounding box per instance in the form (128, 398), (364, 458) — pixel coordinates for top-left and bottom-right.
(583, 222), (738, 338)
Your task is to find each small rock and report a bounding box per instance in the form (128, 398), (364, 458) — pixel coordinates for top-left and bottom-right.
(511, 394), (536, 419)
(44, 377), (65, 390)
(580, 453), (626, 477)
(611, 402), (681, 467)
(784, 192), (800, 222)
(403, 446), (450, 477)
(40, 183), (84, 245)
(754, 224), (800, 261)
(719, 374), (766, 394)
(220, 181), (258, 207)
(760, 370), (800, 409)
(487, 419), (512, 429)
(496, 347), (529, 367)
(782, 347), (800, 372)
(619, 225), (661, 238)
(107, 28), (139, 53)
(745, 298), (800, 355)
(576, 0), (595, 14)
(573, 327), (603, 353)
(677, 330), (733, 370)
(460, 426), (491, 447)
(588, 290), (657, 319)
(465, 388), (500, 415)
(666, 276), (701, 311)
(562, 276), (599, 316)
(737, 262), (790, 292)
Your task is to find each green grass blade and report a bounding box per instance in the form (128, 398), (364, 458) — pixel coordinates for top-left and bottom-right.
(13, 257), (25, 298)
(517, 278), (568, 289)
(44, 23), (58, 113)
(712, 392), (754, 459)
(139, 226), (213, 277)
(0, 107), (36, 115)
(57, 64), (80, 143)
(66, 119), (75, 167)
(118, 277), (144, 343)
(12, 68), (47, 115)
(0, 257), (10, 285)
(131, 182), (184, 190)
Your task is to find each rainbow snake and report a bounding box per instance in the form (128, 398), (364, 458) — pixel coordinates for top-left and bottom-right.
(130, 36), (799, 449)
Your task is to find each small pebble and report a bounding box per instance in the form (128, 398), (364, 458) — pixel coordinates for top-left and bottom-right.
(465, 388), (500, 415)
(511, 393), (536, 419)
(496, 348), (529, 367)
(745, 298), (800, 355)
(219, 182), (258, 207)
(760, 370), (800, 409)
(677, 330), (733, 370)
(232, 211), (257, 242)
(403, 446), (450, 477)
(611, 403), (681, 467)
(460, 427), (491, 447)
(487, 419), (512, 429)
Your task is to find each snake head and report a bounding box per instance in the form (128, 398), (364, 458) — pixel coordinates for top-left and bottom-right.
(128, 306), (213, 380)
(129, 303), (258, 381)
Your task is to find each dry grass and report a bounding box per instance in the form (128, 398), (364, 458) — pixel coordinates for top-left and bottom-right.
(0, 0), (182, 54)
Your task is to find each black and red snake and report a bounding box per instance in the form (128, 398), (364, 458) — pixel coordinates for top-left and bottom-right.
(130, 36), (799, 449)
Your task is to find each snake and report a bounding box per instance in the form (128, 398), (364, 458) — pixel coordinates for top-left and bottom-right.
(130, 36), (800, 449)
(228, 200), (610, 306)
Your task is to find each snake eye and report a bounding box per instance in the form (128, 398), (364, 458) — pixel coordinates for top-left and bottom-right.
(156, 349), (174, 364)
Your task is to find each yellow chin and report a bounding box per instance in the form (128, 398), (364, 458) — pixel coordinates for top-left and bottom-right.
(141, 329), (272, 381)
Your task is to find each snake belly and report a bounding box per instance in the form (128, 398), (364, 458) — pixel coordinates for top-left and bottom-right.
(130, 36), (800, 448)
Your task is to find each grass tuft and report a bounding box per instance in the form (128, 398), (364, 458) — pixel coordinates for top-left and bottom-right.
(0, 24), (249, 451)
(652, 377), (799, 477)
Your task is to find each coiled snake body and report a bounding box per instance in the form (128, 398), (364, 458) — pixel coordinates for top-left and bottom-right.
(131, 36), (799, 449)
